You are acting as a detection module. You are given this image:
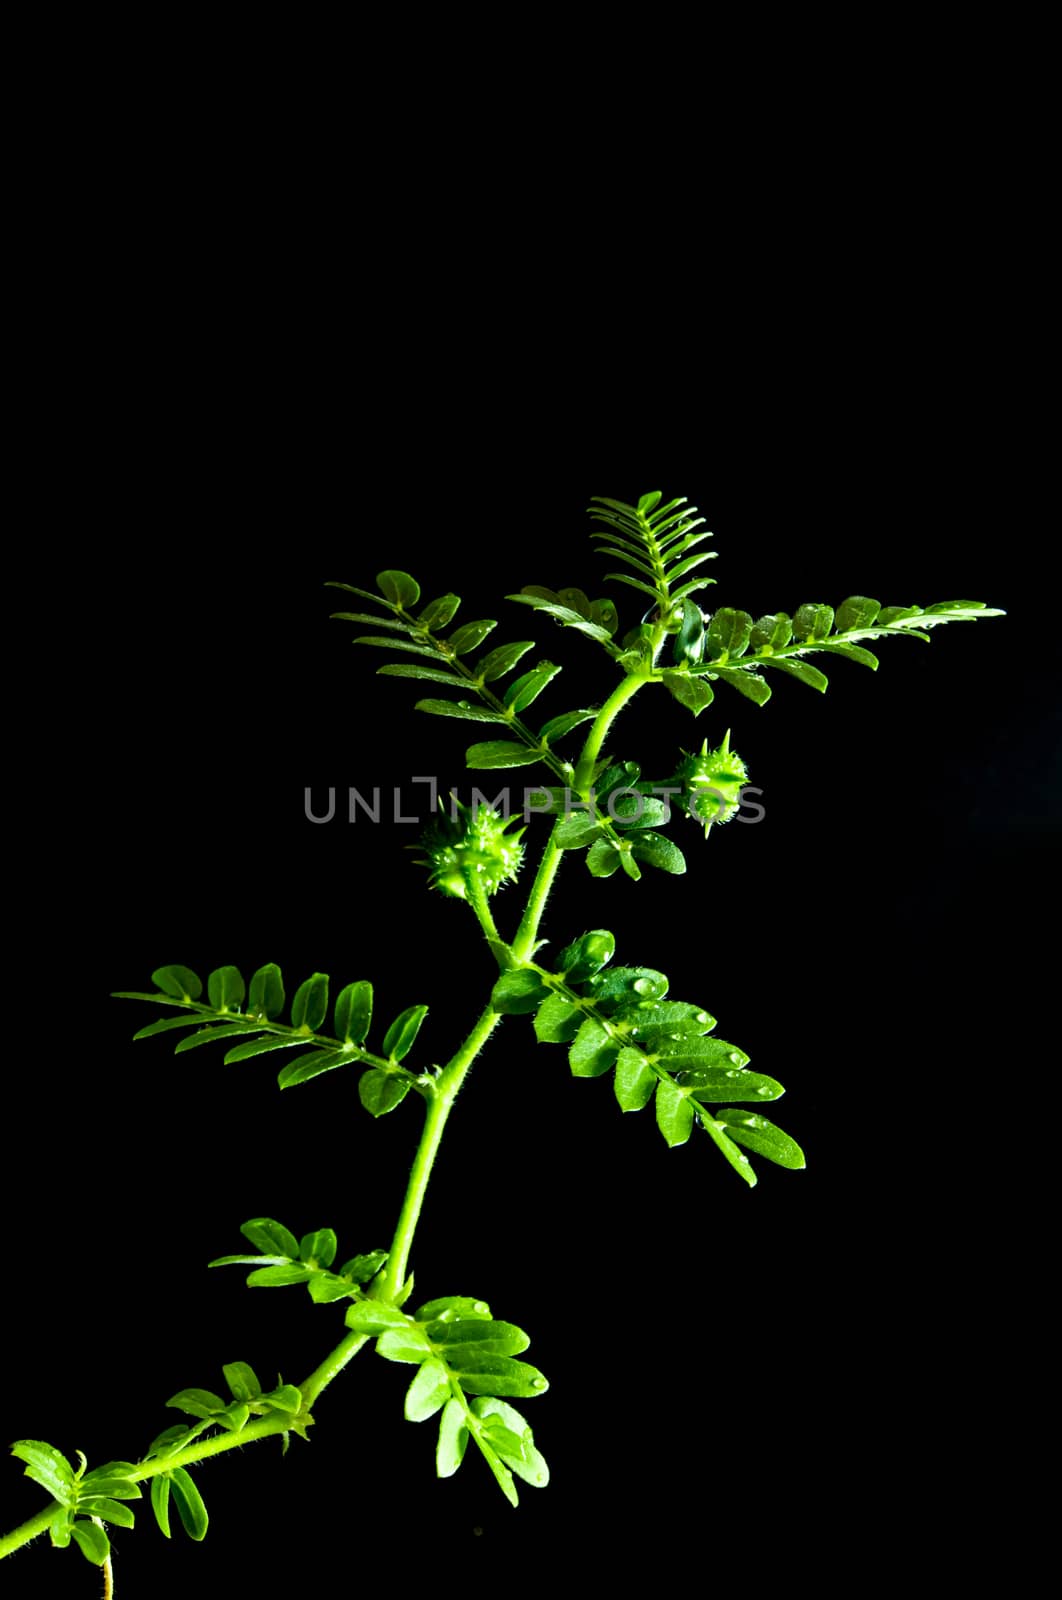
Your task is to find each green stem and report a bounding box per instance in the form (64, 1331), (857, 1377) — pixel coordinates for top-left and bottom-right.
(465, 870), (505, 956)
(377, 1004), (502, 1300)
(510, 829), (563, 964)
(298, 1332), (370, 1409)
(513, 670), (649, 961)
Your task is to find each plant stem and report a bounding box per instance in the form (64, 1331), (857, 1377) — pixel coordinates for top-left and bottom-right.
(512, 670), (649, 961)
(377, 1004), (502, 1300)
(465, 869), (503, 951)
(574, 671), (648, 789)
(298, 1332), (370, 1409)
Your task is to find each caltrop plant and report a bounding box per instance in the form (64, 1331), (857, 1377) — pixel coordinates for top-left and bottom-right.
(2, 494), (1002, 1585)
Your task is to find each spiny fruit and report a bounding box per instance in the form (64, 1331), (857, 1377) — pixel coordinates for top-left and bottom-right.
(416, 799), (526, 899)
(672, 730), (748, 837)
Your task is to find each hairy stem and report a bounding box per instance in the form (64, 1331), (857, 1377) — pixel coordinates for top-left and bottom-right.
(513, 670), (650, 960)
(377, 1004), (502, 1300)
(465, 869), (504, 953)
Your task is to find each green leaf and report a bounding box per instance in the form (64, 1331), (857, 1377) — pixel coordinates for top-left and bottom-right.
(78, 1493), (137, 1527)
(49, 1508), (73, 1547)
(206, 965), (245, 1011)
(382, 1004), (428, 1061)
(427, 1319), (530, 1356)
(222, 1362), (261, 1402)
(656, 1036), (749, 1071)
(151, 965), (203, 1001)
(447, 1355), (548, 1399)
(586, 838), (621, 877)
(610, 796), (672, 831)
(475, 641), (536, 682)
(359, 1069), (413, 1116)
(299, 1228), (338, 1268)
(244, 1264), (312, 1287)
(466, 740), (543, 769)
(792, 602), (835, 641)
(818, 640), (879, 669)
(612, 1001), (715, 1045)
(326, 580), (400, 608)
(169, 1467), (209, 1541)
(260, 1384), (302, 1414)
(555, 586), (591, 617)
(151, 1475), (171, 1538)
(614, 1047), (656, 1111)
(558, 929), (615, 981)
(209, 1253), (290, 1267)
(678, 1067), (784, 1102)
(585, 966), (669, 1007)
(447, 619), (498, 654)
(473, 1398), (549, 1488)
(291, 972), (329, 1031)
(223, 1034), (305, 1064)
(835, 595), (881, 632)
(595, 761), (641, 800)
(539, 708), (597, 743)
(277, 1049), (348, 1089)
(568, 1018), (619, 1078)
(330, 611), (414, 632)
(553, 812), (601, 849)
(70, 1519), (110, 1564)
(506, 593), (615, 642)
(715, 1110), (807, 1169)
(376, 1325), (434, 1364)
(240, 1218), (300, 1258)
(437, 1398), (469, 1477)
(655, 1081), (694, 1147)
(415, 698), (509, 724)
(474, 1435), (519, 1507)
(353, 635), (449, 660)
(132, 1014), (227, 1040)
(404, 1358), (452, 1422)
(662, 669), (714, 715)
(338, 1249), (389, 1282)
(696, 1109), (757, 1185)
(377, 570), (420, 608)
(505, 662), (561, 711)
(78, 1465), (142, 1499)
(307, 1272), (360, 1303)
(491, 969), (549, 1015)
(248, 962), (285, 1019)
(345, 1300), (412, 1334)
(166, 1388), (228, 1419)
(418, 593), (461, 629)
(207, 1402), (248, 1434)
(533, 994), (582, 1044)
(750, 612), (793, 650)
(414, 1295), (491, 1323)
(706, 666), (772, 705)
(335, 980), (372, 1045)
(11, 1440), (75, 1502)
(760, 656), (828, 692)
(706, 608), (753, 659)
(671, 599), (705, 665)
(173, 1023), (260, 1054)
(378, 663), (467, 686)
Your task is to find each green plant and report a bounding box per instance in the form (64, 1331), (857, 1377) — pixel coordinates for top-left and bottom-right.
(1, 493), (1003, 1585)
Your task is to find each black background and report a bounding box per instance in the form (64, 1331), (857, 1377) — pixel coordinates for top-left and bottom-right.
(2, 83), (1055, 1579)
(5, 394), (1050, 1594)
